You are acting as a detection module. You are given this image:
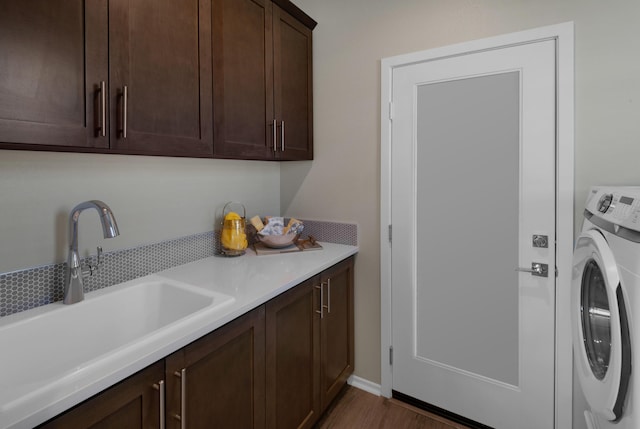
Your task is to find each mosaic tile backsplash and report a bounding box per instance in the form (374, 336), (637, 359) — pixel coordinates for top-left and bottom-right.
(0, 220), (357, 317)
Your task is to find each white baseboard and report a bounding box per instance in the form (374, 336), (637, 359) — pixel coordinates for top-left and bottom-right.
(347, 375), (382, 396)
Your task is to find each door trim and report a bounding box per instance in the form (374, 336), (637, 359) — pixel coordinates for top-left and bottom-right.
(380, 22), (574, 428)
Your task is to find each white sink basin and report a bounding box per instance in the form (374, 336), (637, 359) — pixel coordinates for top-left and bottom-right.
(0, 278), (234, 418)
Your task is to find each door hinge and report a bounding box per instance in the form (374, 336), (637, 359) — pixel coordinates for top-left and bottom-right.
(389, 346), (393, 365)
(388, 101), (393, 121)
(388, 225), (392, 243)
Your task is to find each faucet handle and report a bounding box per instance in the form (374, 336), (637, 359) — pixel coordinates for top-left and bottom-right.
(96, 246), (103, 267)
(82, 246), (104, 278)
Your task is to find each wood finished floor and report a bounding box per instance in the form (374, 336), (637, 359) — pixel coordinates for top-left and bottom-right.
(315, 386), (472, 429)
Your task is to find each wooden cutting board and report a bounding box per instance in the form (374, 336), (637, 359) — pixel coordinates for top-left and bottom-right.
(253, 240), (323, 256)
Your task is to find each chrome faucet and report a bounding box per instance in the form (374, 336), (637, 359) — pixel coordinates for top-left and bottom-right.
(64, 200), (120, 304)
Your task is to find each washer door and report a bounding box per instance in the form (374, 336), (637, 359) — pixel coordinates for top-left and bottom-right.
(572, 229), (631, 421)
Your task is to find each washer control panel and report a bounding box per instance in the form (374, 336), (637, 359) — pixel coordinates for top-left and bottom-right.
(586, 187), (640, 232)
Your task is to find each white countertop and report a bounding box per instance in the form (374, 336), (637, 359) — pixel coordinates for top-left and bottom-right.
(0, 242), (358, 429)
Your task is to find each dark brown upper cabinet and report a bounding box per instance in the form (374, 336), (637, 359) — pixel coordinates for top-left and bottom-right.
(0, 0), (213, 157)
(212, 0), (273, 160)
(0, 0), (313, 160)
(108, 0), (213, 157)
(272, 5), (314, 160)
(212, 0), (315, 160)
(0, 1), (108, 149)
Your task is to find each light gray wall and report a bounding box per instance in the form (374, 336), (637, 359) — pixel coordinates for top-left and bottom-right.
(0, 150), (281, 273)
(284, 0), (640, 398)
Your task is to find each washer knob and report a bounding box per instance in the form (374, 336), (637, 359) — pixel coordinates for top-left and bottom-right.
(597, 193), (613, 213)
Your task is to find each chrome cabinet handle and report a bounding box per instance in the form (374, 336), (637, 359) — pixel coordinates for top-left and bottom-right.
(315, 284), (324, 318)
(173, 369), (186, 429)
(153, 380), (165, 429)
(272, 119), (277, 152)
(120, 85), (128, 139)
(98, 81), (106, 137)
(515, 262), (548, 277)
(321, 280), (329, 313)
(281, 120), (285, 152)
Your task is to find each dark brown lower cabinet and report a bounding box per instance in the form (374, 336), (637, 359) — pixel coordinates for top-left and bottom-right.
(319, 257), (355, 411)
(37, 361), (164, 429)
(266, 277), (321, 429)
(165, 306), (266, 429)
(266, 256), (354, 429)
(36, 256), (354, 429)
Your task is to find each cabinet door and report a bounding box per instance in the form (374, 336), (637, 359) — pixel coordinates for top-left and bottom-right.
(319, 257), (355, 410)
(266, 277), (321, 429)
(212, 0), (274, 159)
(273, 5), (313, 160)
(165, 306), (265, 429)
(109, 0), (213, 157)
(37, 361), (164, 429)
(0, 0), (108, 149)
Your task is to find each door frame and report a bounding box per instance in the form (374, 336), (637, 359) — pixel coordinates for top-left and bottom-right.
(380, 22), (574, 428)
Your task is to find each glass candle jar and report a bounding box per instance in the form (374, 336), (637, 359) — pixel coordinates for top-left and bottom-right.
(220, 202), (248, 256)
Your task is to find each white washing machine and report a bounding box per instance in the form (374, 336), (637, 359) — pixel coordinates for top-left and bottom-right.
(572, 186), (639, 429)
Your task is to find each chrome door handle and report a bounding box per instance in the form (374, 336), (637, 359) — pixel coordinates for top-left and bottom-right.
(98, 81), (106, 137)
(281, 120), (285, 152)
(120, 85), (128, 139)
(272, 119), (277, 152)
(315, 283), (324, 318)
(515, 262), (548, 277)
(325, 278), (331, 314)
(153, 380), (165, 429)
(173, 369), (186, 429)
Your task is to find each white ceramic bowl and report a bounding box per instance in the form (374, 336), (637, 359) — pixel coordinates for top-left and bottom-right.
(258, 233), (299, 248)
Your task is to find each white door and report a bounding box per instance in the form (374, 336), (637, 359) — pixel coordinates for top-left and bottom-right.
(390, 39), (556, 429)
